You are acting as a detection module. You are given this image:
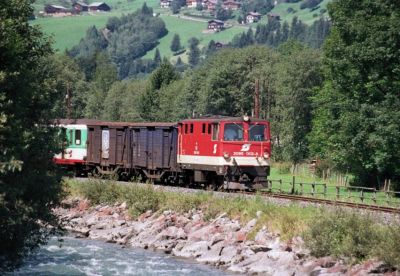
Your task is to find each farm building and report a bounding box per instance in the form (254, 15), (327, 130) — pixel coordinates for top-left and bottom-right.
(160, 0), (172, 8)
(186, 0), (201, 8)
(267, 12), (280, 21)
(88, 2), (111, 12)
(222, 0), (241, 10)
(203, 0), (217, 10)
(73, 2), (89, 12)
(208, 19), (224, 31)
(44, 4), (70, 14)
(246, 12), (262, 23)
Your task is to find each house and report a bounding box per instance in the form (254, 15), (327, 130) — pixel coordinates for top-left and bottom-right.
(222, 0), (241, 10)
(187, 0), (203, 8)
(267, 12), (280, 21)
(208, 19), (224, 31)
(215, 41), (227, 49)
(203, 0), (217, 10)
(44, 4), (69, 14)
(246, 12), (262, 23)
(88, 2), (111, 12)
(160, 0), (172, 8)
(73, 2), (88, 12)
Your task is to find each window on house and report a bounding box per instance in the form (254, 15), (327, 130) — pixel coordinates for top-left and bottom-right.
(212, 124), (219, 141)
(75, 129), (81, 145)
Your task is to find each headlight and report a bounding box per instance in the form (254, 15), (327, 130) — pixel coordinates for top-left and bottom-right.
(243, 115), (250, 122)
(223, 152), (230, 159)
(263, 152), (270, 159)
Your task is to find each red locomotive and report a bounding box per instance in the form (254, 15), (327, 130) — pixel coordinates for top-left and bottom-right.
(55, 116), (271, 190)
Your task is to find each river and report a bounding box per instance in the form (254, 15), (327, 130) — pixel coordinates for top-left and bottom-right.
(13, 236), (228, 275)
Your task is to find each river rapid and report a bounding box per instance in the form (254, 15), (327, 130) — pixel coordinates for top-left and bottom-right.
(13, 236), (228, 275)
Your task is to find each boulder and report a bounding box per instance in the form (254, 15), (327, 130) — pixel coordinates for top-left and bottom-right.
(196, 242), (224, 264)
(173, 240), (209, 258)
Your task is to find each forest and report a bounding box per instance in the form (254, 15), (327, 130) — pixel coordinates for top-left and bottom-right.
(1, 0), (400, 270)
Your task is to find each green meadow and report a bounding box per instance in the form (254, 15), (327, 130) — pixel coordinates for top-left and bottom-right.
(32, 0), (331, 55)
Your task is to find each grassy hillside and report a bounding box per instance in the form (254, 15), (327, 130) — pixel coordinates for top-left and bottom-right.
(32, 0), (331, 57)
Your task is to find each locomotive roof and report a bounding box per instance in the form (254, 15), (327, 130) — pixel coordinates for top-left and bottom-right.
(179, 116), (268, 123)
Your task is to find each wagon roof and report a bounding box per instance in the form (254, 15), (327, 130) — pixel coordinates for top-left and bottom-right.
(54, 119), (176, 128)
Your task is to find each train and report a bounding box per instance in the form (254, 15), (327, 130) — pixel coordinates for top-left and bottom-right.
(53, 116), (271, 190)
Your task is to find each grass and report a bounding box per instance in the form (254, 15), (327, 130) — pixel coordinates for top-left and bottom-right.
(31, 0), (328, 55)
(65, 178), (400, 267)
(268, 162), (400, 207)
(266, 0), (331, 25)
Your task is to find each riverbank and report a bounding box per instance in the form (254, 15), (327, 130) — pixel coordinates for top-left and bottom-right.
(58, 179), (400, 275)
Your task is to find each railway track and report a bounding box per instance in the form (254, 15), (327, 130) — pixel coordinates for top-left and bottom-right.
(75, 177), (400, 214)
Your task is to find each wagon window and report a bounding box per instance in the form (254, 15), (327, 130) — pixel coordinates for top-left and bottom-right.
(202, 123), (206, 134)
(223, 123), (243, 141)
(75, 129), (81, 145)
(249, 124), (266, 141)
(211, 124), (219, 141)
(190, 123), (194, 134)
(208, 124), (212, 134)
(184, 124), (188, 134)
(69, 129), (73, 145)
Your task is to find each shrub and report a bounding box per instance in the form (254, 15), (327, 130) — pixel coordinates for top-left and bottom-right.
(375, 225), (400, 268)
(304, 209), (379, 261)
(124, 185), (164, 217)
(300, 0), (322, 10)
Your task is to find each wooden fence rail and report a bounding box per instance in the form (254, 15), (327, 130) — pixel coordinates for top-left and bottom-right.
(266, 177), (400, 207)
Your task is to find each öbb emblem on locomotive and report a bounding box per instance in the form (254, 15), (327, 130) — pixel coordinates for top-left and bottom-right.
(240, 144), (251, 152)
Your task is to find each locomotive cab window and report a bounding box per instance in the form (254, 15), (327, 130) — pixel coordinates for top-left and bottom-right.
(223, 123), (243, 141)
(75, 129), (81, 145)
(211, 124), (219, 141)
(249, 124), (266, 141)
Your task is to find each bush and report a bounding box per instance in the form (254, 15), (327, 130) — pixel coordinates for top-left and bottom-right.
(304, 209), (379, 261)
(375, 225), (400, 268)
(125, 185), (164, 217)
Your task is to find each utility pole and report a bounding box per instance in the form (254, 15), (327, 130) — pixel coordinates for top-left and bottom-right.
(254, 79), (260, 118)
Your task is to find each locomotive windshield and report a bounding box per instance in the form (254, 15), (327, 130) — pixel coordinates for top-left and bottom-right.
(224, 123), (243, 141)
(249, 124), (266, 141)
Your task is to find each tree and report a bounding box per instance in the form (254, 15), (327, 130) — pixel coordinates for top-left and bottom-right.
(309, 0), (400, 188)
(188, 37), (201, 67)
(153, 48), (161, 65)
(139, 60), (179, 121)
(0, 0), (63, 271)
(170, 34), (182, 52)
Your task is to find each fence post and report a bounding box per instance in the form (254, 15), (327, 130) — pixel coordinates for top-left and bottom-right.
(279, 179), (282, 193)
(360, 189), (364, 203)
(300, 182), (303, 195)
(291, 176), (295, 194)
(336, 186), (340, 200)
(311, 182), (315, 197)
(323, 184), (327, 198)
(372, 189), (377, 205)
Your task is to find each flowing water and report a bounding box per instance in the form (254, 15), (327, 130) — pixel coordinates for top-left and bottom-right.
(13, 236), (228, 275)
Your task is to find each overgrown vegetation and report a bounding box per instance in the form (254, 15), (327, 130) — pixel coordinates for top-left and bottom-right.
(67, 179), (400, 268)
(304, 210), (400, 267)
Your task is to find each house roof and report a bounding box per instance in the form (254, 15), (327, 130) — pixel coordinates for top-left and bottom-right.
(75, 2), (89, 7)
(89, 2), (107, 7)
(48, 5), (68, 9)
(208, 19), (224, 24)
(268, 12), (280, 17)
(223, 1), (240, 5)
(248, 11), (261, 16)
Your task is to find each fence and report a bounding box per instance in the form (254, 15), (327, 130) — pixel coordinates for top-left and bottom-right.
(265, 177), (400, 207)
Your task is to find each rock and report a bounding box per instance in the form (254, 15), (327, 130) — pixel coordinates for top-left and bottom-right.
(235, 231), (247, 243)
(85, 215), (98, 227)
(70, 217), (84, 226)
(113, 220), (126, 227)
(196, 242), (224, 264)
(191, 213), (202, 222)
(188, 224), (221, 242)
(256, 210), (262, 218)
(250, 244), (272, 253)
(267, 250), (296, 266)
(243, 218), (257, 231)
(173, 241), (209, 258)
(119, 202), (127, 210)
(137, 210), (152, 222)
(77, 200), (90, 211)
(219, 245), (239, 265)
(157, 226), (187, 240)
